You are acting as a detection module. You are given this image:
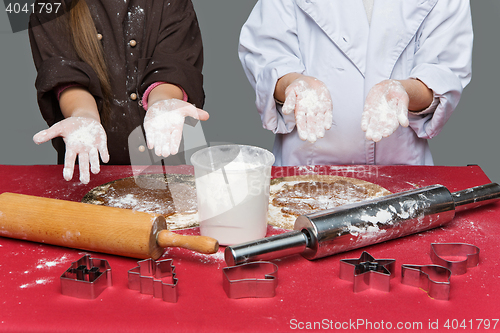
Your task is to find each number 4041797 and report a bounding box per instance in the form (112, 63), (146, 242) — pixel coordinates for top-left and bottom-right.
(5, 2), (62, 14)
(443, 319), (499, 330)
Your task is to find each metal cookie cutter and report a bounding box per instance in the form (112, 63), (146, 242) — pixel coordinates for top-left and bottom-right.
(401, 264), (451, 300)
(128, 258), (178, 303)
(223, 262), (278, 299)
(60, 254), (112, 299)
(430, 243), (480, 275)
(339, 251), (396, 293)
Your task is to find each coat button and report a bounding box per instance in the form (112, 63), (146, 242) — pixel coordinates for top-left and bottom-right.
(138, 145), (146, 152)
(129, 39), (137, 47)
(97, 33), (103, 40)
(130, 93), (138, 101)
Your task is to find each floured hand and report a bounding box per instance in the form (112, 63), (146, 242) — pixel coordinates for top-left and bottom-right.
(144, 99), (209, 158)
(361, 80), (410, 142)
(33, 117), (109, 184)
(282, 76), (333, 143)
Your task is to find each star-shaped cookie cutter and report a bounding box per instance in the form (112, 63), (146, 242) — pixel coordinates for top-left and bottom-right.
(223, 262), (278, 298)
(128, 258), (178, 303)
(430, 243), (480, 275)
(339, 251), (396, 293)
(401, 264), (452, 300)
(60, 254), (112, 299)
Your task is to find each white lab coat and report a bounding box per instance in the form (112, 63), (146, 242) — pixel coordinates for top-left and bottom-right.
(239, 0), (473, 166)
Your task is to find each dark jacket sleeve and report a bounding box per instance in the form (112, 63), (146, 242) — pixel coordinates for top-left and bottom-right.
(138, 0), (204, 108)
(28, 3), (103, 127)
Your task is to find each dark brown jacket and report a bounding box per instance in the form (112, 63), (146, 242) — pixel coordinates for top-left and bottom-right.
(29, 0), (204, 165)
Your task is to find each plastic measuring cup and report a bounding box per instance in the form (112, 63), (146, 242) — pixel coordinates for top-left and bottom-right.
(190, 145), (275, 245)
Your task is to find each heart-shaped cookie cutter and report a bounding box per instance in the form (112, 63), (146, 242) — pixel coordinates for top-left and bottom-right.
(401, 264), (452, 300)
(430, 243), (480, 275)
(223, 261), (278, 298)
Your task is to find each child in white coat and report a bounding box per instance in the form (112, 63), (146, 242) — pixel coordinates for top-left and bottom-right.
(239, 0), (473, 166)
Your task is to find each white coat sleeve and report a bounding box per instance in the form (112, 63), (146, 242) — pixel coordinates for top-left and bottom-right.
(408, 0), (473, 139)
(238, 0), (305, 134)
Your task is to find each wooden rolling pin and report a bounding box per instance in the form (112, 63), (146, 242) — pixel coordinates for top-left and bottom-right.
(0, 192), (219, 259)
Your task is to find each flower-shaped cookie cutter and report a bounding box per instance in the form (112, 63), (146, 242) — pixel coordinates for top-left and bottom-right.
(60, 254), (112, 299)
(339, 251), (396, 293)
(128, 258), (178, 303)
(430, 243), (480, 275)
(223, 261), (278, 298)
(401, 264), (452, 300)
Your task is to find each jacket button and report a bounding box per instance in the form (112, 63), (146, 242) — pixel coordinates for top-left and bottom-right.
(129, 39), (137, 47)
(130, 93), (138, 101)
(138, 145), (146, 153)
(97, 33), (103, 40)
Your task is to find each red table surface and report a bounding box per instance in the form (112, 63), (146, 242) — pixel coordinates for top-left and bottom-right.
(1, 164), (499, 332)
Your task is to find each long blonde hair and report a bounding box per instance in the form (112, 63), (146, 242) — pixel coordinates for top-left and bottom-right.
(67, 0), (112, 123)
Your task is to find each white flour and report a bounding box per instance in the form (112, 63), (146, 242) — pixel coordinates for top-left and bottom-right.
(298, 88), (321, 111)
(66, 120), (104, 147)
(16, 254), (72, 289)
(19, 278), (53, 289)
(345, 197), (428, 240)
(107, 194), (139, 208)
(348, 224), (385, 238)
(359, 209), (393, 225)
(149, 110), (184, 131)
(195, 154), (272, 245)
(102, 193), (199, 229)
(165, 212), (199, 230)
(36, 255), (70, 269)
(189, 249), (225, 264)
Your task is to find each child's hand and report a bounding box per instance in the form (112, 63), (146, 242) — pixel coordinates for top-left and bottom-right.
(144, 99), (209, 157)
(361, 80), (410, 142)
(282, 76), (333, 143)
(33, 117), (109, 184)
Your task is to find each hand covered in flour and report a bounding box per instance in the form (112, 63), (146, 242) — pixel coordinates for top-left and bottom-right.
(144, 99), (209, 157)
(33, 117), (109, 184)
(361, 79), (410, 142)
(282, 76), (333, 143)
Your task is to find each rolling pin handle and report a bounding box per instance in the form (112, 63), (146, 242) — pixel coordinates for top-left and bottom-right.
(452, 182), (500, 212)
(224, 230), (309, 266)
(156, 230), (219, 254)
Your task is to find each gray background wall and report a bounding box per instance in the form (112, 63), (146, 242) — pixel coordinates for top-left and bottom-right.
(1, 1), (499, 182)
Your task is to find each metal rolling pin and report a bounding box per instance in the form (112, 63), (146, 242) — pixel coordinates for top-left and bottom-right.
(225, 183), (500, 266)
